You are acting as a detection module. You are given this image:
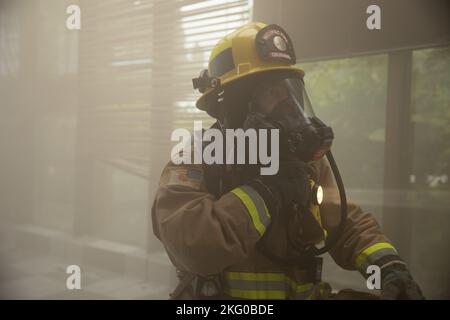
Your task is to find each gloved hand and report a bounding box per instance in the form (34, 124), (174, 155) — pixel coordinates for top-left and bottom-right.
(247, 159), (311, 216)
(246, 159), (314, 263)
(380, 264), (425, 300)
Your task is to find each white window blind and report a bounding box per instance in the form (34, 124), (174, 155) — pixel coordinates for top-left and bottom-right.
(78, 0), (252, 183)
(173, 0), (253, 132)
(78, 0), (155, 179)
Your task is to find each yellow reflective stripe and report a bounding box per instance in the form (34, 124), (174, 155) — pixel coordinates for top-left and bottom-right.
(240, 185), (270, 222)
(226, 271), (284, 282)
(355, 242), (398, 268)
(225, 288), (287, 300)
(310, 203), (328, 241)
(224, 272), (314, 294)
(231, 187), (268, 236)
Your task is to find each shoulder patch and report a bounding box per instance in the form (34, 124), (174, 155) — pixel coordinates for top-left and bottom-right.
(167, 167), (203, 190)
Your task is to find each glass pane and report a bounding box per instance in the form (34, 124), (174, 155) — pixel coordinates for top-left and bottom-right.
(411, 46), (450, 191)
(409, 46), (450, 298)
(300, 54), (388, 209)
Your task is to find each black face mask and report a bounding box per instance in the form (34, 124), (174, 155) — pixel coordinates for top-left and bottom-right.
(244, 77), (334, 162)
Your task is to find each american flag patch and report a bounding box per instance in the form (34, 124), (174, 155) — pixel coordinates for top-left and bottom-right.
(167, 167), (203, 190)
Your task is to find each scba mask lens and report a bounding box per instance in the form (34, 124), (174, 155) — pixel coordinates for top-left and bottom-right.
(250, 76), (334, 162)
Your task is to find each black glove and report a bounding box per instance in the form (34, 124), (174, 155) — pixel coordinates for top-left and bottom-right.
(247, 159), (311, 216)
(246, 159), (315, 264)
(380, 264), (425, 300)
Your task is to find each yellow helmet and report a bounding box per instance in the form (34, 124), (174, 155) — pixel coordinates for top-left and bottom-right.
(193, 22), (305, 112)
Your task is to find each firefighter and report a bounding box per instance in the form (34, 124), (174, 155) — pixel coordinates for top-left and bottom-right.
(151, 22), (424, 300)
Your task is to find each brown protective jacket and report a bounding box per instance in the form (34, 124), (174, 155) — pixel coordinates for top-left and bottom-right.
(152, 151), (399, 299)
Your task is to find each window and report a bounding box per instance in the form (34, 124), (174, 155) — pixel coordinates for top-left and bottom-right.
(411, 46), (450, 192)
(409, 46), (450, 298)
(300, 55), (388, 210)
